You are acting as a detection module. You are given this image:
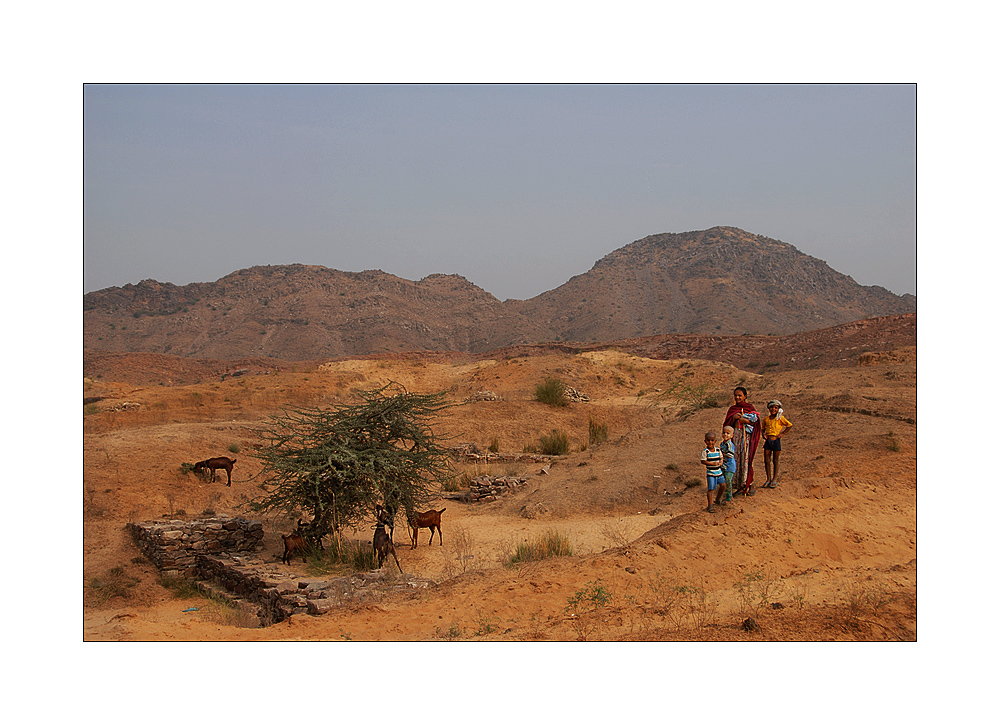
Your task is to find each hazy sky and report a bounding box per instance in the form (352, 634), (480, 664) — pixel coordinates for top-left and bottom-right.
(84, 84), (915, 300)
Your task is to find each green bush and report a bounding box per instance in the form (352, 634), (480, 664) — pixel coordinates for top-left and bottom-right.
(535, 378), (568, 407)
(228, 443), (240, 454)
(539, 429), (570, 455)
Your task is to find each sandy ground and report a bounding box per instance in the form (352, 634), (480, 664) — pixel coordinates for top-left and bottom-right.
(83, 348), (916, 642)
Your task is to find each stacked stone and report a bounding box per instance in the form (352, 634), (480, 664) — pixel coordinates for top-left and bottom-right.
(127, 517), (264, 579)
(127, 517), (435, 627)
(565, 386), (589, 402)
(469, 474), (528, 502)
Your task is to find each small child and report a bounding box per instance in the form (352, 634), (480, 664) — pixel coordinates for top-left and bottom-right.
(701, 431), (726, 512)
(761, 399), (792, 488)
(720, 425), (737, 502)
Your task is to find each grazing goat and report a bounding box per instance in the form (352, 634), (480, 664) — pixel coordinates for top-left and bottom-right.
(407, 508), (446, 549)
(193, 457), (236, 486)
(375, 503), (398, 544)
(373, 523), (402, 573)
(281, 532), (309, 565)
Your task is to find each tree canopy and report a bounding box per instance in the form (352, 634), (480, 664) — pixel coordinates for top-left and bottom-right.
(248, 383), (453, 546)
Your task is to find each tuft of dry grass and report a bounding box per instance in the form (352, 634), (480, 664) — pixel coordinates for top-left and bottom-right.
(505, 529), (573, 567)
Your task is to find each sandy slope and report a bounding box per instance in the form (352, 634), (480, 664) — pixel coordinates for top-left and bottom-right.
(83, 347), (916, 641)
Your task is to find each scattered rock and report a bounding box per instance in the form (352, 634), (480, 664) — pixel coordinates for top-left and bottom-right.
(468, 474), (528, 502)
(464, 390), (501, 402)
(520, 503), (551, 519)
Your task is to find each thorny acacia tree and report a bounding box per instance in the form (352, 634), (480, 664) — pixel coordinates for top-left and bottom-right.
(249, 383), (453, 547)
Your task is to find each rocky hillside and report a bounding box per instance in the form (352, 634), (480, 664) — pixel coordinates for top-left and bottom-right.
(84, 227), (915, 360)
(525, 227), (914, 342)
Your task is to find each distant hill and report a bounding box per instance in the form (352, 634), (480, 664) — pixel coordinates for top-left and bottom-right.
(84, 226), (915, 360)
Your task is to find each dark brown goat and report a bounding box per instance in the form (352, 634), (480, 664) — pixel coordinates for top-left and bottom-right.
(407, 508), (446, 549)
(375, 503), (398, 544)
(373, 523), (402, 572)
(193, 457), (236, 486)
(281, 532), (309, 565)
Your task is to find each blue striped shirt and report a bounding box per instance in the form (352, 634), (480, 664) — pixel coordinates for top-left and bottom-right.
(701, 447), (724, 477)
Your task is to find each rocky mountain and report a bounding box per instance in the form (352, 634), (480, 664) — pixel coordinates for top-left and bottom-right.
(84, 227), (915, 360)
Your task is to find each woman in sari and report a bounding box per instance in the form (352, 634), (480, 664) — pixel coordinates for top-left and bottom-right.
(724, 386), (761, 497)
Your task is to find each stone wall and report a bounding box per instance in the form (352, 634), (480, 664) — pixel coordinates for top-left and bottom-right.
(127, 516), (433, 626)
(127, 517), (265, 579)
(469, 474), (529, 502)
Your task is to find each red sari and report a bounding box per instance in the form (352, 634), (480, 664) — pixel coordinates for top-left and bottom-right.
(724, 401), (761, 492)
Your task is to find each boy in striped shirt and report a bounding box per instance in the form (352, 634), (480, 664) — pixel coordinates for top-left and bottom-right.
(701, 431), (726, 513)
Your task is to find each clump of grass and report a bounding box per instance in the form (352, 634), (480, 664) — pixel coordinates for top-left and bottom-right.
(588, 418), (608, 447)
(179, 462), (196, 475)
(435, 623), (465, 641)
(89, 566), (141, 604)
(884, 431), (901, 452)
(84, 403), (100, 416)
(488, 437), (500, 453)
(161, 573), (200, 598)
(306, 540), (377, 576)
(539, 429), (570, 455)
(228, 443), (240, 454)
(535, 377), (568, 407)
(506, 529), (573, 567)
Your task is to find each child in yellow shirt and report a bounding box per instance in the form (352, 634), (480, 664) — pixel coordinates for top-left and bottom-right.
(761, 399), (792, 488)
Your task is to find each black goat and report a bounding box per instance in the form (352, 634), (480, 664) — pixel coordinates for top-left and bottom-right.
(373, 523), (402, 573)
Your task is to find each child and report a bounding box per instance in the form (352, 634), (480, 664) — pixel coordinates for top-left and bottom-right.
(701, 431), (726, 512)
(761, 399), (792, 488)
(720, 425), (737, 502)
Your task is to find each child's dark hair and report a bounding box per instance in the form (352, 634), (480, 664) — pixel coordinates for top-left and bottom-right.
(734, 386), (748, 397)
(704, 431), (717, 441)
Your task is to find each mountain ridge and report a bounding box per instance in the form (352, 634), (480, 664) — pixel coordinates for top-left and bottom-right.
(84, 226), (915, 360)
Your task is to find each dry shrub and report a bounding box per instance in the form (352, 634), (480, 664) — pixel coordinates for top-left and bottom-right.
(442, 524), (478, 577)
(599, 517), (636, 548)
(646, 574), (718, 631)
(844, 579), (894, 628)
(565, 580), (613, 640)
(733, 567), (785, 620)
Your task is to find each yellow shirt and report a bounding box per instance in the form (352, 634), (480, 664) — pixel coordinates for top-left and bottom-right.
(762, 415), (792, 438)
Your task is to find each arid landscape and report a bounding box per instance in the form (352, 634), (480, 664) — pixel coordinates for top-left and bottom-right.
(83, 315), (916, 641)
